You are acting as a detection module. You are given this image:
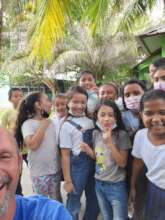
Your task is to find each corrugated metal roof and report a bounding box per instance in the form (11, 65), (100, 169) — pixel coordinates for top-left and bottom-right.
(137, 24), (165, 37)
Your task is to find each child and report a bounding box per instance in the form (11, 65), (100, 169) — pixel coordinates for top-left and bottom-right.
(81, 100), (131, 220)
(78, 70), (99, 116)
(122, 79), (146, 139)
(15, 92), (62, 201)
(99, 82), (124, 111)
(98, 83), (118, 102)
(130, 89), (165, 220)
(52, 93), (68, 137)
(1, 88), (23, 134)
(122, 79), (147, 219)
(153, 66), (165, 91)
(59, 85), (99, 220)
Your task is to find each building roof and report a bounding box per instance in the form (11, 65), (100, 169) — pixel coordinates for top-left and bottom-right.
(137, 24), (165, 38)
(136, 24), (165, 56)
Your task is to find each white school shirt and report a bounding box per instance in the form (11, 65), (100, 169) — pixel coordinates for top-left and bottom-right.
(132, 128), (165, 189)
(59, 116), (94, 156)
(52, 115), (65, 138)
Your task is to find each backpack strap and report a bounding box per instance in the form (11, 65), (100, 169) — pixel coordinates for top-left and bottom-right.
(66, 120), (83, 131)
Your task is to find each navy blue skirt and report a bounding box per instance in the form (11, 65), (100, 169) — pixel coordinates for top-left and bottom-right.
(146, 180), (165, 220)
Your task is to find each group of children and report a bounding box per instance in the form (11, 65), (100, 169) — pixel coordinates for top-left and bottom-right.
(1, 63), (165, 220)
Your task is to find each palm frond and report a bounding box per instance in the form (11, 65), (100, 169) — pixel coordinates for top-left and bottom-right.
(29, 0), (69, 63)
(117, 0), (157, 32)
(82, 0), (110, 35)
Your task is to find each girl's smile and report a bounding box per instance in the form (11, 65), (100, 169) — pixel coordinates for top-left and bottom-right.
(142, 99), (165, 137)
(68, 93), (87, 116)
(79, 73), (95, 91)
(97, 105), (116, 131)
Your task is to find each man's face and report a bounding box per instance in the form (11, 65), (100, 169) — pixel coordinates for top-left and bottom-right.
(0, 129), (21, 217)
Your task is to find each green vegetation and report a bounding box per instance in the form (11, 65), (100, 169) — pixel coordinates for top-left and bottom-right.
(0, 0), (164, 91)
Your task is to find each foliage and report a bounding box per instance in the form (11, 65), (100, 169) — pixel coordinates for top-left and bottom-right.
(48, 25), (138, 81)
(25, 0), (160, 63)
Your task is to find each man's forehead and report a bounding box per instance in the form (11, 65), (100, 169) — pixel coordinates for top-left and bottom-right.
(0, 128), (18, 152)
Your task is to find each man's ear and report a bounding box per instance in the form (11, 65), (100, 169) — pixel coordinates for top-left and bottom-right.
(18, 154), (23, 176)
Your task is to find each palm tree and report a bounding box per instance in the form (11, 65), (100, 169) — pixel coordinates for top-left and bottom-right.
(48, 25), (138, 81)
(27, 0), (160, 63)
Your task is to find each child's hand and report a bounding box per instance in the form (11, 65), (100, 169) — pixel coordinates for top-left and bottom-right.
(80, 142), (91, 154)
(64, 181), (74, 193)
(80, 142), (95, 159)
(102, 128), (113, 145)
(91, 85), (99, 94)
(40, 119), (51, 129)
(128, 187), (136, 208)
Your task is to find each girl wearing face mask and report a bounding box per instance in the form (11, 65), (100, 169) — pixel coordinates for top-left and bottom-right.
(122, 80), (147, 220)
(122, 79), (146, 139)
(15, 92), (62, 201)
(153, 66), (165, 91)
(59, 86), (99, 220)
(78, 70), (99, 117)
(81, 100), (131, 220)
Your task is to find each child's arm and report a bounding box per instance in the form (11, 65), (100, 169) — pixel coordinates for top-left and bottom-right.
(108, 143), (128, 168)
(61, 149), (74, 193)
(103, 129), (128, 168)
(129, 158), (144, 204)
(24, 119), (50, 150)
(80, 142), (96, 159)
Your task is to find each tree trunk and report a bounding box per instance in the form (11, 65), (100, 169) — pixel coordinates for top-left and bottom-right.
(42, 78), (59, 98)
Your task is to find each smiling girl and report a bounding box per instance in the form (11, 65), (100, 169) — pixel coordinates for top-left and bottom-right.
(15, 92), (61, 201)
(59, 86), (99, 220)
(81, 100), (131, 220)
(130, 90), (165, 220)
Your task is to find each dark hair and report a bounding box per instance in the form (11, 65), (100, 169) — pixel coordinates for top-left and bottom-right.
(65, 85), (88, 117)
(153, 58), (165, 68)
(99, 82), (118, 97)
(15, 91), (42, 149)
(78, 70), (96, 82)
(122, 79), (147, 110)
(66, 85), (88, 101)
(155, 65), (165, 73)
(95, 100), (125, 131)
(54, 93), (68, 101)
(8, 88), (22, 100)
(140, 89), (165, 112)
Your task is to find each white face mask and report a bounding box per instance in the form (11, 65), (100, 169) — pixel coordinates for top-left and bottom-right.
(154, 82), (165, 91)
(125, 95), (142, 111)
(96, 121), (117, 131)
(68, 109), (85, 117)
(87, 92), (99, 113)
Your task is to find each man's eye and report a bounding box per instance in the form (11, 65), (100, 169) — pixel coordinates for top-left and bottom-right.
(0, 155), (11, 160)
